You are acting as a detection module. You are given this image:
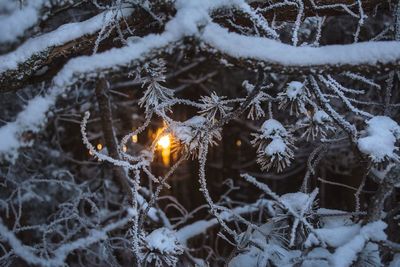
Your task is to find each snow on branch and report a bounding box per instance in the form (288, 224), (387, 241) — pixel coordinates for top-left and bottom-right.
(201, 22), (400, 69)
(0, 0), (47, 44)
(2, 0), (396, 94)
(0, 8), (133, 73)
(0, 93), (57, 162)
(0, 210), (135, 267)
(0, 6), (134, 93)
(176, 200), (269, 245)
(50, 2), (400, 88)
(0, 3), (176, 161)
(330, 221), (387, 267)
(1, 0), (400, 266)
(357, 116), (400, 163)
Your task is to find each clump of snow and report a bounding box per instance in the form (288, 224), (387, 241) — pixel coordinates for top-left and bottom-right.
(172, 116), (221, 155)
(252, 119), (295, 172)
(277, 81), (307, 116)
(265, 138), (286, 156)
(317, 208), (352, 228)
(228, 221), (300, 267)
(242, 80), (255, 93)
(261, 119), (288, 137)
(229, 233), (289, 266)
(145, 228), (183, 255)
(173, 116), (207, 145)
(286, 81), (303, 100)
(280, 192), (310, 213)
(389, 254), (400, 267)
(303, 247), (331, 267)
(0, 0), (46, 44)
(228, 246), (262, 267)
(313, 110), (332, 124)
(358, 116), (400, 162)
(307, 247), (331, 259)
(0, 94), (55, 162)
(304, 221), (387, 266)
(313, 224), (361, 248)
(330, 221), (387, 267)
(141, 227), (184, 267)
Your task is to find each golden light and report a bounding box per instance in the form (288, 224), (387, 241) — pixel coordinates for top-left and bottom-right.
(236, 140), (242, 147)
(156, 133), (172, 166)
(157, 135), (171, 149)
(131, 134), (138, 143)
(97, 143), (103, 150)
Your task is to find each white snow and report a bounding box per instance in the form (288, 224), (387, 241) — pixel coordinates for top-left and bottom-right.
(176, 200), (266, 244)
(280, 192), (310, 213)
(3, 0), (399, 83)
(0, 0), (46, 43)
(304, 221), (387, 266)
(0, 8), (134, 161)
(317, 208), (352, 228)
(173, 116), (207, 145)
(228, 221), (299, 267)
(286, 81), (303, 100)
(258, 119), (292, 161)
(2, 0), (400, 163)
(202, 22), (400, 67)
(0, 94), (56, 162)
(313, 110), (332, 124)
(1, 0), (398, 266)
(265, 138), (286, 155)
(314, 224), (361, 248)
(330, 221), (387, 267)
(51, 0), (233, 87)
(0, 8), (133, 73)
(0, 212), (134, 267)
(389, 254), (400, 267)
(228, 247), (262, 267)
(145, 228), (183, 254)
(307, 247), (331, 259)
(242, 80), (255, 93)
(261, 119), (287, 137)
(358, 116), (400, 162)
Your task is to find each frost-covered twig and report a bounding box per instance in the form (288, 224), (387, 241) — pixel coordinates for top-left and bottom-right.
(309, 75), (358, 141)
(241, 173), (326, 246)
(0, 210), (135, 267)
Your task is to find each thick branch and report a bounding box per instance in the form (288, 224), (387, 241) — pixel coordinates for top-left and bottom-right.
(0, 0), (396, 99)
(366, 179), (393, 222)
(95, 78), (132, 201)
(366, 165), (400, 222)
(0, 0), (392, 93)
(0, 6), (166, 93)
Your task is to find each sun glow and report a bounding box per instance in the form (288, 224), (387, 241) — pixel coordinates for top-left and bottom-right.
(156, 133), (172, 166)
(157, 135), (171, 149)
